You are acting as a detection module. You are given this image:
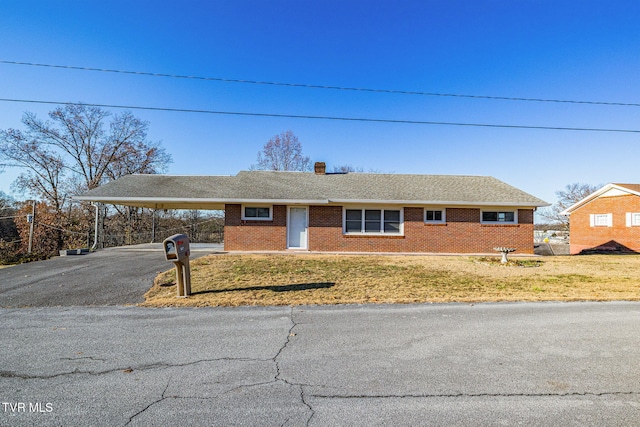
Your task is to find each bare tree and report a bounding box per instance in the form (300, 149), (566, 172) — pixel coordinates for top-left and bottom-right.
(0, 191), (18, 242)
(332, 164), (363, 173)
(332, 164), (384, 173)
(1, 104), (171, 199)
(251, 130), (312, 171)
(539, 182), (600, 229)
(0, 104), (172, 255)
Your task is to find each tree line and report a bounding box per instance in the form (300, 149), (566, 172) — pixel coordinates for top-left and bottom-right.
(0, 104), (223, 263)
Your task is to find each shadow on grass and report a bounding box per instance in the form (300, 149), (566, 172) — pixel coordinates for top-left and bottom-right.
(189, 282), (335, 295)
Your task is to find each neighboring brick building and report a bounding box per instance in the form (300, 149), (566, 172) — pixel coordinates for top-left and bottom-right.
(77, 163), (548, 254)
(561, 183), (640, 255)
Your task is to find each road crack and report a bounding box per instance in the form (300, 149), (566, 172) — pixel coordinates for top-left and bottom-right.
(0, 357), (270, 380)
(124, 377), (171, 426)
(310, 390), (640, 399)
(272, 307), (315, 426)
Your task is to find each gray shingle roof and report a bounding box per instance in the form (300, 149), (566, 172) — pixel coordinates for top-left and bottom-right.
(74, 171), (548, 209)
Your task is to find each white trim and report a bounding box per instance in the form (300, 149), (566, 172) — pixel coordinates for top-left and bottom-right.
(424, 207), (446, 223)
(480, 209), (518, 224)
(73, 196), (329, 204)
(561, 183), (640, 215)
(287, 206), (308, 250)
(343, 207), (404, 235)
(241, 204), (273, 221)
(329, 199), (547, 207)
(75, 196), (544, 208)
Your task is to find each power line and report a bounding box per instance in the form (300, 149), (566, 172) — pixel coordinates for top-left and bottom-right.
(1, 98), (639, 134)
(2, 60), (638, 107)
(38, 222), (86, 236)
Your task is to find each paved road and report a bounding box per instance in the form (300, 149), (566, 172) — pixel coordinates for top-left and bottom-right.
(0, 244), (223, 307)
(1, 302), (639, 426)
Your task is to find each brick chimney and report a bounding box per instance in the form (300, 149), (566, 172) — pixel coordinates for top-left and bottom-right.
(314, 162), (326, 175)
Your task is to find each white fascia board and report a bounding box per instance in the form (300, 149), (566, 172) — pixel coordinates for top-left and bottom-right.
(73, 195), (329, 206)
(328, 199), (548, 208)
(559, 183), (625, 215)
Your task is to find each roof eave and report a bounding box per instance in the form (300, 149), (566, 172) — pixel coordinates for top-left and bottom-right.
(559, 183), (639, 215)
(329, 199), (549, 207)
(74, 194), (548, 209)
(72, 195), (330, 209)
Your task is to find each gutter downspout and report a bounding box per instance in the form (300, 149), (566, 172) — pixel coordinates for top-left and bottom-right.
(91, 202), (99, 251)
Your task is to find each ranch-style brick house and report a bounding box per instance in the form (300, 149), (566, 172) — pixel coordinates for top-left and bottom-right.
(561, 183), (640, 254)
(76, 162), (548, 254)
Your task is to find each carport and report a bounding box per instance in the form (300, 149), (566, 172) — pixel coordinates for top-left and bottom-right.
(74, 174), (232, 210)
(74, 174), (231, 248)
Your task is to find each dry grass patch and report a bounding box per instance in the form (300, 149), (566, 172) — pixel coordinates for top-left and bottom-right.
(141, 254), (640, 307)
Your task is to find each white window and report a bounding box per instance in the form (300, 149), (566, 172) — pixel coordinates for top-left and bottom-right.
(242, 205), (272, 220)
(590, 213), (612, 227)
(344, 208), (403, 234)
(481, 210), (517, 224)
(626, 213), (640, 227)
(424, 209), (446, 223)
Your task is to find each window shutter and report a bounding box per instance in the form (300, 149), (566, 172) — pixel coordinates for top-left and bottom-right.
(627, 213), (632, 227)
(607, 213), (613, 227)
(589, 214), (595, 227)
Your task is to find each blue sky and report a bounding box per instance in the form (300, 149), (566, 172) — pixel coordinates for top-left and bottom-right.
(1, 0), (639, 208)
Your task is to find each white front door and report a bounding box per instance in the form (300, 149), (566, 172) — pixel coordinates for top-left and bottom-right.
(287, 207), (308, 249)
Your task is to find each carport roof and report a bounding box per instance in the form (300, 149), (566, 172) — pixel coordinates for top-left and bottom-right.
(74, 171), (549, 210)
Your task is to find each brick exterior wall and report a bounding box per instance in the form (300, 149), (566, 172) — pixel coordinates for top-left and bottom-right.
(224, 204), (287, 250)
(225, 204), (535, 253)
(569, 194), (640, 254)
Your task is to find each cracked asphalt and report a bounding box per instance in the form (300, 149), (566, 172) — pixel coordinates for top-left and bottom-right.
(1, 247), (639, 425)
(1, 301), (639, 426)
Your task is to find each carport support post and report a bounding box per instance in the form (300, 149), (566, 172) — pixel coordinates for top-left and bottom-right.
(151, 208), (156, 243)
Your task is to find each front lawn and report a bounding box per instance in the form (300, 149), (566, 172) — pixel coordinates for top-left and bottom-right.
(141, 254), (640, 307)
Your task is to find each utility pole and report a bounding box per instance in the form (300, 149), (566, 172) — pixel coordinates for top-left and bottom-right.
(27, 200), (36, 254)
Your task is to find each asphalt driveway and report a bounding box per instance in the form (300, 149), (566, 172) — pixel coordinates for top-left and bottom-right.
(0, 244), (222, 307)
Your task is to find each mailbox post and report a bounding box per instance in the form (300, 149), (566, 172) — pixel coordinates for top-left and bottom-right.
(163, 234), (192, 297)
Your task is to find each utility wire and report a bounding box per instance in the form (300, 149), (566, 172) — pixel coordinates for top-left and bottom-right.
(38, 222), (86, 236)
(1, 60), (638, 107)
(1, 97), (639, 134)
